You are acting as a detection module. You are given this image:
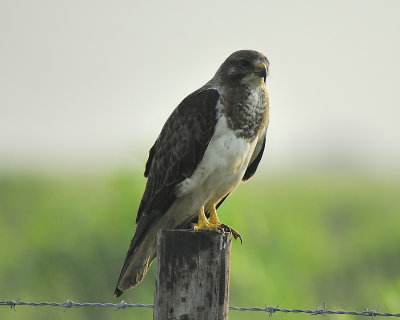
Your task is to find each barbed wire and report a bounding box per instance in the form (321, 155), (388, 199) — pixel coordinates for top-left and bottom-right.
(1, 299), (400, 317)
(0, 299), (153, 311)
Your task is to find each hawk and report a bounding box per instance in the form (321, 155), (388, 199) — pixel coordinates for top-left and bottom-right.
(114, 50), (269, 297)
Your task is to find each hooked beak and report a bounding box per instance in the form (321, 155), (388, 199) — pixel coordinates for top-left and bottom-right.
(257, 62), (267, 82)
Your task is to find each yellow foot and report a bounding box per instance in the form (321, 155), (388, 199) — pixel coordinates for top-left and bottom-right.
(193, 206), (243, 244)
(193, 221), (222, 232)
(193, 207), (222, 232)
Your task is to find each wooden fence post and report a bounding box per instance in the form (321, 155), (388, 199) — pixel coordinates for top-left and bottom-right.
(154, 229), (232, 320)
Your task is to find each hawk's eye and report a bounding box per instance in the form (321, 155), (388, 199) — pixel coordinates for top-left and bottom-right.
(238, 59), (252, 68)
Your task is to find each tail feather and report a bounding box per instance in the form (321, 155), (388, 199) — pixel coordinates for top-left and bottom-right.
(114, 226), (158, 297)
(114, 287), (123, 298)
(114, 194), (195, 297)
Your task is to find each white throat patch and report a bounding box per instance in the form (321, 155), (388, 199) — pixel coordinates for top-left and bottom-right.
(241, 73), (265, 89)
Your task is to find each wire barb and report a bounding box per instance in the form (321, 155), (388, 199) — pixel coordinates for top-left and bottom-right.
(312, 306), (326, 316)
(365, 306), (381, 320)
(265, 304), (279, 317)
(115, 301), (129, 310)
(65, 299), (73, 309)
(10, 299), (17, 311)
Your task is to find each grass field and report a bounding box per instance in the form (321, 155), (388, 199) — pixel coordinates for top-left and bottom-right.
(1, 169), (399, 320)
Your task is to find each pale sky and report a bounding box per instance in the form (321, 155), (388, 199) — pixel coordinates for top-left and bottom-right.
(1, 0), (399, 172)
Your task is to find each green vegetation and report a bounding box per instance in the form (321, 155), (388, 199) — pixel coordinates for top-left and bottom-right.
(1, 170), (399, 320)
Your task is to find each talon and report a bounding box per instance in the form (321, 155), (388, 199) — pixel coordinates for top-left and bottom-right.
(219, 223), (231, 233)
(233, 231), (243, 244)
(229, 227), (242, 244)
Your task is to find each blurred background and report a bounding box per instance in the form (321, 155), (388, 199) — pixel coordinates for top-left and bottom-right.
(1, 0), (399, 319)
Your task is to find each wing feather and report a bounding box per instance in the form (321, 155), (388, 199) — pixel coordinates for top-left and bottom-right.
(242, 129), (267, 181)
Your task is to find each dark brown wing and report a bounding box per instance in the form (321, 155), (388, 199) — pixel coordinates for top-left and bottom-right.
(242, 133), (266, 181)
(125, 87), (220, 253)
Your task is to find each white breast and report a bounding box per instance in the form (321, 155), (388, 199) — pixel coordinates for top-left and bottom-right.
(175, 114), (258, 211)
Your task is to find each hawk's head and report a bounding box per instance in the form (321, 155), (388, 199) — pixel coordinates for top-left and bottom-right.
(216, 50), (269, 86)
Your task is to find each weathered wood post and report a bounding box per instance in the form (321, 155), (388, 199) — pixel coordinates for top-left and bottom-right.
(154, 229), (232, 320)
